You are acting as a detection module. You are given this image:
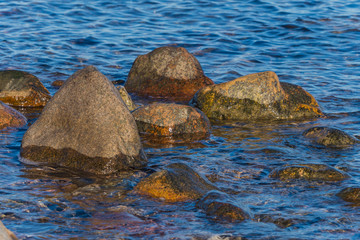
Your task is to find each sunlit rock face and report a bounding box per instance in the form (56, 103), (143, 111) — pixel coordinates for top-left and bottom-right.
(21, 66), (147, 175)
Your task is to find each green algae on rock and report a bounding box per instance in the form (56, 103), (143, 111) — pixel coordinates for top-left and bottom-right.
(269, 164), (349, 182)
(191, 71), (323, 121)
(303, 127), (358, 148)
(0, 101), (27, 130)
(135, 163), (217, 202)
(0, 70), (51, 107)
(20, 66), (147, 175)
(196, 190), (249, 222)
(132, 103), (211, 140)
(117, 86), (138, 111)
(125, 46), (214, 102)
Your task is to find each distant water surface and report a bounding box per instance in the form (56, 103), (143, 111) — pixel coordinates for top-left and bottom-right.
(0, 0), (360, 239)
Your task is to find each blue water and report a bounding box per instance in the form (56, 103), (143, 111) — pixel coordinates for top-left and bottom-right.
(1, 0), (360, 239)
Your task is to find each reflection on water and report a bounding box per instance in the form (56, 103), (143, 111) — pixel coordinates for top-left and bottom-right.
(1, 0), (360, 239)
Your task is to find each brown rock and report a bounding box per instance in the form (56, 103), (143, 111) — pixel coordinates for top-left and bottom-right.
(125, 46), (214, 102)
(51, 80), (65, 88)
(269, 164), (349, 182)
(191, 71), (323, 120)
(0, 70), (51, 107)
(337, 187), (360, 204)
(0, 101), (27, 130)
(196, 190), (249, 222)
(135, 163), (217, 202)
(20, 66), (147, 175)
(132, 103), (210, 139)
(0, 220), (17, 240)
(117, 86), (138, 111)
(303, 127), (358, 148)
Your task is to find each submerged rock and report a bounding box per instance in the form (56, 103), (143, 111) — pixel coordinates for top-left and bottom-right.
(0, 101), (27, 130)
(51, 80), (65, 88)
(269, 164), (349, 182)
(132, 103), (210, 139)
(0, 70), (51, 107)
(303, 127), (358, 148)
(337, 187), (360, 204)
(0, 220), (17, 240)
(125, 46), (214, 102)
(21, 66), (147, 175)
(117, 86), (138, 111)
(254, 214), (295, 228)
(191, 71), (323, 120)
(196, 190), (249, 222)
(135, 163), (217, 202)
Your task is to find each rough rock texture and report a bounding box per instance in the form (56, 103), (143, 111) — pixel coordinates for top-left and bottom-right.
(21, 66), (147, 175)
(196, 190), (249, 222)
(0, 70), (51, 107)
(269, 164), (349, 182)
(191, 71), (323, 120)
(337, 187), (360, 204)
(0, 101), (27, 130)
(303, 127), (358, 148)
(132, 103), (211, 138)
(125, 46), (214, 102)
(51, 80), (65, 88)
(135, 163), (217, 202)
(0, 221), (17, 240)
(117, 86), (138, 111)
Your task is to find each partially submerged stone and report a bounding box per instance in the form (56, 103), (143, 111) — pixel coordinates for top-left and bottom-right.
(0, 220), (17, 240)
(135, 163), (217, 202)
(254, 214), (295, 229)
(132, 103), (210, 139)
(125, 46), (214, 102)
(0, 70), (51, 107)
(0, 101), (27, 130)
(337, 187), (360, 204)
(196, 190), (249, 222)
(191, 71), (323, 121)
(269, 164), (349, 182)
(303, 127), (358, 148)
(117, 86), (138, 111)
(21, 66), (147, 175)
(51, 80), (65, 88)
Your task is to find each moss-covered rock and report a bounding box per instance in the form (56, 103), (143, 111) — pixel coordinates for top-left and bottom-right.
(269, 164), (349, 182)
(196, 190), (249, 222)
(303, 127), (358, 148)
(0, 101), (27, 130)
(135, 163), (217, 202)
(132, 103), (210, 141)
(191, 71), (323, 121)
(125, 46), (214, 102)
(337, 187), (360, 204)
(0, 70), (51, 107)
(117, 86), (138, 111)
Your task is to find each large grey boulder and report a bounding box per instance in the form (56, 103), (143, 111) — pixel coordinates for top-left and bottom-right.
(20, 66), (147, 174)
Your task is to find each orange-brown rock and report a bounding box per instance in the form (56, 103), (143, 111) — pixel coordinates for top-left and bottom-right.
(51, 80), (65, 88)
(20, 66), (147, 175)
(0, 101), (27, 130)
(132, 103), (210, 140)
(135, 163), (217, 202)
(125, 46), (214, 102)
(191, 71), (323, 120)
(0, 70), (51, 107)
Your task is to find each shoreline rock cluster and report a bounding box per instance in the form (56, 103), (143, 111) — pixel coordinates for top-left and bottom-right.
(1, 45), (359, 233)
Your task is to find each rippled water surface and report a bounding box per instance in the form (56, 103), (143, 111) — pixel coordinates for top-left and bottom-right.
(1, 0), (360, 239)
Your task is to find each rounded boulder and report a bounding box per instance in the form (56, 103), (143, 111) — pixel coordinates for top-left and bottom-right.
(125, 46), (214, 102)
(303, 127), (358, 148)
(0, 101), (27, 130)
(0, 70), (51, 107)
(20, 66), (147, 175)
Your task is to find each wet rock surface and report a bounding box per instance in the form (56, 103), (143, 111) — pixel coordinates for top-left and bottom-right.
(0, 101), (27, 130)
(125, 46), (214, 102)
(196, 190), (249, 222)
(20, 66), (147, 175)
(51, 80), (65, 88)
(135, 163), (217, 202)
(191, 71), (323, 121)
(303, 127), (358, 148)
(0, 220), (17, 240)
(269, 164), (349, 182)
(0, 70), (51, 107)
(254, 214), (296, 229)
(117, 86), (138, 111)
(132, 103), (210, 139)
(337, 187), (360, 204)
